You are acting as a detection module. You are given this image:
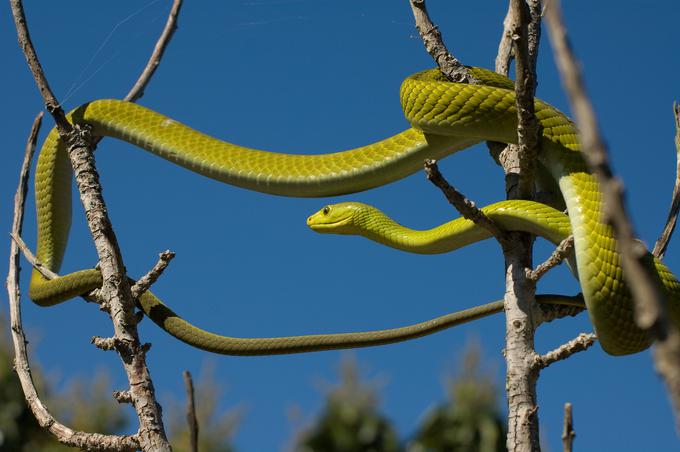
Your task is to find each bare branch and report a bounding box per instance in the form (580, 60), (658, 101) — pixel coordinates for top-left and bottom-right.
(653, 102), (680, 259)
(408, 0), (477, 83)
(538, 304), (586, 325)
(8, 2), (180, 449)
(113, 390), (133, 405)
(532, 333), (597, 370)
(92, 337), (118, 351)
(510, 0), (540, 199)
(184, 371), (199, 452)
(131, 250), (176, 299)
(424, 159), (509, 245)
(545, 0), (665, 330)
(546, 0), (680, 426)
(546, 0), (674, 334)
(6, 113), (139, 451)
(125, 0), (183, 102)
(495, 2), (543, 451)
(8, 1), (70, 134)
(562, 403), (575, 452)
(11, 233), (58, 280)
(495, 2), (515, 77)
(527, 235), (574, 282)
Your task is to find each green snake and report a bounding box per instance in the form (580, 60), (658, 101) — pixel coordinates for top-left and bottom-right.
(30, 67), (680, 356)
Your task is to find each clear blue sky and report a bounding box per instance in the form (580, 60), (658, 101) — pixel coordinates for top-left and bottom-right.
(2, 1), (680, 450)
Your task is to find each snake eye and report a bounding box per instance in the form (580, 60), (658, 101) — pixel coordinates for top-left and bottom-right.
(322, 206), (330, 215)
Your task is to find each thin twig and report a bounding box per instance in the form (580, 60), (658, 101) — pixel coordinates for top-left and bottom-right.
(184, 371), (199, 452)
(8, 1), (70, 133)
(408, 0), (477, 83)
(653, 102), (680, 259)
(562, 403), (575, 452)
(535, 292), (587, 324)
(6, 113), (139, 451)
(125, 0), (183, 102)
(495, 2), (515, 77)
(12, 232), (106, 306)
(424, 159), (509, 245)
(532, 333), (597, 370)
(538, 303), (586, 324)
(11, 233), (58, 280)
(527, 235), (574, 282)
(131, 250), (176, 299)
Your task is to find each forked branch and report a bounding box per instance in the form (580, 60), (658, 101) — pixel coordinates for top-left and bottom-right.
(8, 1), (184, 449)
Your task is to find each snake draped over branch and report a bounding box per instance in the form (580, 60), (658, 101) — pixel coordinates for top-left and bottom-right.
(29, 66), (680, 356)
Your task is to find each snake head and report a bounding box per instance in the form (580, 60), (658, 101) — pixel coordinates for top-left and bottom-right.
(306, 202), (368, 235)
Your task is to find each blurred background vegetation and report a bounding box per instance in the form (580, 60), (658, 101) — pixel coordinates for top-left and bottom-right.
(1, 316), (505, 451)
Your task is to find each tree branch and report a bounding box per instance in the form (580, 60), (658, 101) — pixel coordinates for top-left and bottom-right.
(653, 102), (680, 259)
(8, 0), (70, 134)
(8, 1), (185, 449)
(408, 0), (477, 83)
(131, 250), (176, 299)
(424, 159), (509, 245)
(183, 371), (199, 452)
(496, 1), (543, 451)
(6, 113), (139, 451)
(125, 0), (183, 102)
(561, 403), (575, 452)
(526, 235), (574, 282)
(531, 333), (597, 370)
(545, 0), (680, 428)
(495, 2), (515, 77)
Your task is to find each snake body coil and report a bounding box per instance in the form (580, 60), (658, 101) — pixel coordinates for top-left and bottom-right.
(30, 67), (680, 356)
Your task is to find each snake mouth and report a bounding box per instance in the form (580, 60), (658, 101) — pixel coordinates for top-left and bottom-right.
(306, 215), (353, 232)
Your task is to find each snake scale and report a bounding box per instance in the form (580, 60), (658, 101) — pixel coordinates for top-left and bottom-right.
(30, 67), (680, 356)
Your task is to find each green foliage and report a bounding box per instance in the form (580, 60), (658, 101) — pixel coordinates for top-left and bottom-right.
(166, 363), (239, 452)
(296, 356), (400, 452)
(407, 343), (506, 452)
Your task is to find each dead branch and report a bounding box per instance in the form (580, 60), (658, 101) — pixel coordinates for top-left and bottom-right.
(496, 1), (543, 451)
(424, 159), (509, 244)
(6, 113), (139, 451)
(125, 0), (183, 102)
(131, 250), (176, 299)
(495, 2), (515, 77)
(407, 0), (477, 83)
(531, 333), (597, 370)
(545, 0), (680, 428)
(527, 235), (574, 282)
(653, 102), (680, 259)
(11, 232), (58, 281)
(562, 403), (575, 452)
(8, 1), (185, 449)
(509, 0), (540, 200)
(183, 371), (199, 452)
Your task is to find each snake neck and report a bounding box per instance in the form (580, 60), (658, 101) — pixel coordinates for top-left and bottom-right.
(339, 201), (571, 255)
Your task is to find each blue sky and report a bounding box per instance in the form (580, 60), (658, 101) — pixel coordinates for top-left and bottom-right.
(2, 1), (680, 450)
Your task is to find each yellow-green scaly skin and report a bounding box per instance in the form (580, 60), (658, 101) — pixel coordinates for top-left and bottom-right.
(30, 67), (680, 356)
